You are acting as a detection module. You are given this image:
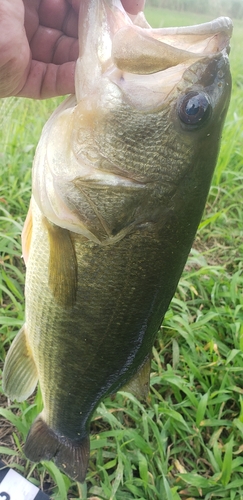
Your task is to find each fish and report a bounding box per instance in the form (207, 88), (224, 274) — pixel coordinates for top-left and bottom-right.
(2, 0), (232, 483)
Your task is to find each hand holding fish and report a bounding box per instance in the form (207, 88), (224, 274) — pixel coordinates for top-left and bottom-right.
(0, 0), (145, 99)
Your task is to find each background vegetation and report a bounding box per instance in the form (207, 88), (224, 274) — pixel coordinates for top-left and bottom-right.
(0, 5), (243, 500)
(146, 0), (243, 19)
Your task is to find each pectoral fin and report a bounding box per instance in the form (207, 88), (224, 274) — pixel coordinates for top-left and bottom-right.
(43, 218), (78, 308)
(21, 201), (33, 266)
(2, 325), (38, 402)
(122, 356), (151, 400)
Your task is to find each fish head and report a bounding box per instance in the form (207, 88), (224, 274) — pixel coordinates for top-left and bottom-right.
(74, 1), (232, 152)
(73, 2), (232, 234)
(32, 0), (232, 242)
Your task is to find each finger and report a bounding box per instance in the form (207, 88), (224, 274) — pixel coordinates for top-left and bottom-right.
(38, 0), (79, 37)
(0, 0), (30, 97)
(38, 0), (68, 29)
(121, 0), (145, 14)
(67, 0), (145, 14)
(16, 60), (76, 99)
(67, 0), (81, 13)
(30, 26), (78, 64)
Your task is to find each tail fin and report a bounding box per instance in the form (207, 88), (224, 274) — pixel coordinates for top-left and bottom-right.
(24, 414), (90, 483)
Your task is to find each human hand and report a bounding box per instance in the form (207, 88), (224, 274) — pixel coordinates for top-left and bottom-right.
(0, 0), (145, 99)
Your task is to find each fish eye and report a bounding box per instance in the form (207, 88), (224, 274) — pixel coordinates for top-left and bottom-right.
(177, 91), (211, 126)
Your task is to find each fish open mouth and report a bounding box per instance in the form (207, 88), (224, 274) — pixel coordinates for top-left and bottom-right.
(76, 1), (232, 109)
(112, 16), (233, 74)
(110, 16), (232, 110)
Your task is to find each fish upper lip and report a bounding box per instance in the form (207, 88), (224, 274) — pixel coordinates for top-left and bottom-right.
(149, 16), (233, 37)
(148, 16), (233, 56)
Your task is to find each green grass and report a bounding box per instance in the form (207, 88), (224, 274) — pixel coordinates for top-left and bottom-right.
(0, 6), (243, 500)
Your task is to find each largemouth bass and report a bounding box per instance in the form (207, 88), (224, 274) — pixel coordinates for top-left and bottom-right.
(3, 0), (232, 483)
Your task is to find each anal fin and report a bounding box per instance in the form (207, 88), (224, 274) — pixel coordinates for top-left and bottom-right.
(121, 356), (151, 400)
(2, 324), (38, 402)
(25, 413), (90, 483)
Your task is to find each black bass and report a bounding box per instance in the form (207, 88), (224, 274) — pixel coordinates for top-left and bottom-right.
(3, 0), (232, 483)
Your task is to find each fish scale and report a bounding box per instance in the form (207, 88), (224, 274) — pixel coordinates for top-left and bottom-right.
(2, 0), (232, 483)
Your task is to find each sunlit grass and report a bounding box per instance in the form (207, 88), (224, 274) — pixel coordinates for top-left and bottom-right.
(0, 6), (243, 500)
